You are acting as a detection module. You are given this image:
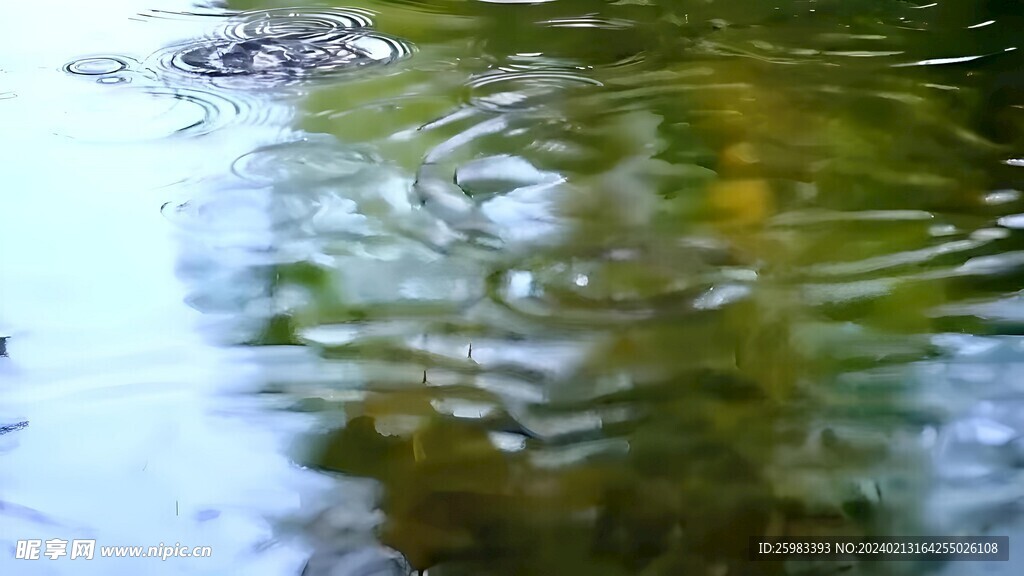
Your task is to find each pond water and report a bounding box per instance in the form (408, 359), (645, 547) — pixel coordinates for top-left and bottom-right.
(4, 1), (1024, 575)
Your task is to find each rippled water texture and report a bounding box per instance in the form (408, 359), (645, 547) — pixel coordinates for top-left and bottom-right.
(6, 1), (1024, 576)
(148, 8), (414, 87)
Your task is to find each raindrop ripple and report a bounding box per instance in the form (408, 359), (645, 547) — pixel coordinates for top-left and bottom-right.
(149, 8), (412, 85)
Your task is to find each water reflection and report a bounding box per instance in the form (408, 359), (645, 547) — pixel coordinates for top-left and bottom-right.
(6, 0), (1024, 575)
(227, 1), (1024, 575)
(0, 2), (319, 575)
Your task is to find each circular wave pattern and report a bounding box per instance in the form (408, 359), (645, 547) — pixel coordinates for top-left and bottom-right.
(52, 86), (263, 142)
(63, 56), (132, 76)
(149, 8), (411, 85)
(171, 38), (336, 76)
(231, 136), (381, 185)
(96, 75), (132, 85)
(465, 70), (602, 113)
(171, 33), (410, 78)
(489, 256), (742, 328)
(142, 87), (246, 138)
(221, 8), (375, 41)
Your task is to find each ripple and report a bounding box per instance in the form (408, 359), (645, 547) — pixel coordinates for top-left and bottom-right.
(161, 189), (274, 234)
(0, 421), (28, 436)
(806, 238), (991, 278)
(54, 86), (262, 142)
(150, 8), (413, 87)
(96, 75), (132, 85)
(455, 155), (563, 199)
(137, 87), (247, 137)
(231, 135), (381, 185)
(769, 209), (935, 227)
(489, 246), (748, 327)
(160, 187), (320, 236)
(63, 56), (132, 76)
(412, 111), (573, 244)
(176, 135), (438, 257)
(135, 8), (235, 23)
(494, 50), (646, 71)
(505, 14), (650, 70)
(465, 70), (601, 113)
(221, 8), (375, 41)
(156, 33), (411, 84)
(539, 17), (635, 30)
(892, 47), (1017, 68)
(171, 38), (336, 76)
(996, 213), (1024, 229)
(983, 190), (1021, 205)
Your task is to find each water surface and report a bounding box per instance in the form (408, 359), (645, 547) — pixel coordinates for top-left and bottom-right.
(5, 1), (1024, 575)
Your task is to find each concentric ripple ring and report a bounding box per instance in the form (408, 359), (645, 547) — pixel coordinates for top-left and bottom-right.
(148, 8), (413, 85)
(63, 56), (133, 76)
(221, 8), (375, 41)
